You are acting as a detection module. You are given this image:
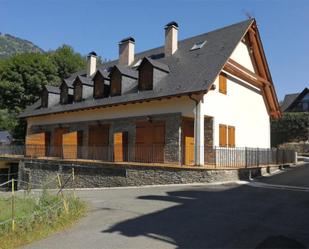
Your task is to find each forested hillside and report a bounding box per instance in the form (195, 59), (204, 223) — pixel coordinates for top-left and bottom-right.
(0, 33), (43, 59)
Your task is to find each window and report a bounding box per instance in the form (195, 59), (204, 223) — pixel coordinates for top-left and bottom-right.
(190, 40), (207, 51)
(219, 73), (227, 94)
(219, 124), (235, 147)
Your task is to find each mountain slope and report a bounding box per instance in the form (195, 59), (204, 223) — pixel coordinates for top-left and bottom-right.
(0, 33), (44, 59)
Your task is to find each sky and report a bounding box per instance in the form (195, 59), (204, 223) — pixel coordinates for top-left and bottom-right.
(0, 0), (308, 100)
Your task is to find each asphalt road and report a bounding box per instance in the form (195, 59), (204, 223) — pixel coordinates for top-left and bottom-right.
(23, 164), (309, 249)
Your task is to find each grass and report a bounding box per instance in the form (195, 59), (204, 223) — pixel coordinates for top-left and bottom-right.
(0, 191), (86, 249)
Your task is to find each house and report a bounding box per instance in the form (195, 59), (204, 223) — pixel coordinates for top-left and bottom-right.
(20, 19), (281, 166)
(0, 131), (12, 145)
(281, 87), (309, 112)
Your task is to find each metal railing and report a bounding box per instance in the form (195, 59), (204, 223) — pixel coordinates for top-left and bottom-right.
(0, 144), (296, 168)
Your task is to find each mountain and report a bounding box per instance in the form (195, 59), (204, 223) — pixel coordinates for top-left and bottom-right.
(0, 33), (44, 59)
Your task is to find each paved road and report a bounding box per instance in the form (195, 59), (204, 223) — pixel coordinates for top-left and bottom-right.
(23, 165), (309, 249)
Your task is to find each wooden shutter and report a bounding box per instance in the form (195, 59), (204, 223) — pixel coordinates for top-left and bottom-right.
(219, 73), (227, 94)
(52, 128), (68, 157)
(114, 132), (128, 162)
(63, 131), (78, 159)
(219, 124), (227, 147)
(88, 125), (109, 160)
(182, 119), (195, 165)
(26, 133), (46, 157)
(228, 126), (235, 147)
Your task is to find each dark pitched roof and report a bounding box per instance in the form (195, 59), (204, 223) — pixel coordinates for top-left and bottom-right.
(281, 93), (300, 112)
(73, 75), (93, 86)
(112, 65), (138, 79)
(20, 19), (254, 118)
(44, 85), (60, 94)
(94, 69), (110, 79)
(281, 87), (309, 112)
(140, 57), (170, 73)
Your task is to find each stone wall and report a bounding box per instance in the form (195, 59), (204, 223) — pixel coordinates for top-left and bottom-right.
(17, 159), (286, 190)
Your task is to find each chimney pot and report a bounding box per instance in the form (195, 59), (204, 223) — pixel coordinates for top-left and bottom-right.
(165, 21), (178, 56)
(119, 37), (135, 66)
(87, 51), (97, 77)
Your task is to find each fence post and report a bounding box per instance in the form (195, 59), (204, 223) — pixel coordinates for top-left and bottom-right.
(245, 147), (247, 168)
(11, 178), (15, 232)
(72, 168), (76, 198)
(57, 174), (69, 213)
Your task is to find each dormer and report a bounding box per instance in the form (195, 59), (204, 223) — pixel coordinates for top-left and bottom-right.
(138, 57), (170, 91)
(109, 65), (138, 96)
(93, 69), (111, 99)
(59, 79), (74, 104)
(41, 85), (60, 108)
(73, 75), (93, 102)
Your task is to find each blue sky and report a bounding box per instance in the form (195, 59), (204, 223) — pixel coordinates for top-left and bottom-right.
(0, 0), (308, 100)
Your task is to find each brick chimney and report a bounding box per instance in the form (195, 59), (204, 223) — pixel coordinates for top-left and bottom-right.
(87, 51), (97, 77)
(165, 21), (178, 56)
(119, 37), (135, 66)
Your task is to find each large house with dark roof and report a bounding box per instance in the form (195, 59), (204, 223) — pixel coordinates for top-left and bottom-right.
(281, 87), (309, 112)
(20, 19), (281, 166)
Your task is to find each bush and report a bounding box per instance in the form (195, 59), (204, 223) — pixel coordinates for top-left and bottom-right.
(271, 112), (309, 146)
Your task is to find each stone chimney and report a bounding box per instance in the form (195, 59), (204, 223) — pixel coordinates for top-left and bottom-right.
(165, 21), (178, 56)
(119, 37), (135, 66)
(87, 51), (97, 77)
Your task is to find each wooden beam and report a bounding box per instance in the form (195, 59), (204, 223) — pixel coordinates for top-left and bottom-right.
(227, 59), (270, 86)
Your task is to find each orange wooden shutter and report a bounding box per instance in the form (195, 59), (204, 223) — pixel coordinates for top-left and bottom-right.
(114, 132), (128, 162)
(26, 133), (46, 157)
(63, 131), (78, 159)
(219, 124), (227, 147)
(228, 126), (235, 147)
(219, 73), (227, 94)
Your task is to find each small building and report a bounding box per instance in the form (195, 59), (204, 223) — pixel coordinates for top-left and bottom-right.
(0, 131), (12, 145)
(20, 19), (281, 166)
(281, 87), (309, 112)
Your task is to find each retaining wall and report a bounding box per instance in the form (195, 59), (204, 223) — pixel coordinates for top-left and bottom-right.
(17, 159), (289, 189)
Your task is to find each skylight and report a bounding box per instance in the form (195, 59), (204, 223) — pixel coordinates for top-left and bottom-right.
(190, 40), (207, 51)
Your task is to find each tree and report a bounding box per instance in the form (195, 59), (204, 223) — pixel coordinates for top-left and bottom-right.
(49, 45), (86, 79)
(0, 45), (86, 139)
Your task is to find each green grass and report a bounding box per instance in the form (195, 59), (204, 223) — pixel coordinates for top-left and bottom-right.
(0, 191), (86, 249)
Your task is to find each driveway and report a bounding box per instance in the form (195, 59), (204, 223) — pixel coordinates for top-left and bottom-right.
(23, 164), (309, 249)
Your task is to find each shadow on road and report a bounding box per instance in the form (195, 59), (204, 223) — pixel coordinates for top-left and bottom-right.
(103, 185), (308, 249)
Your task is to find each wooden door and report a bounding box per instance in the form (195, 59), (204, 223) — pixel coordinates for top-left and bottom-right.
(113, 132), (128, 162)
(182, 119), (195, 165)
(88, 125), (109, 160)
(135, 121), (165, 163)
(52, 128), (67, 157)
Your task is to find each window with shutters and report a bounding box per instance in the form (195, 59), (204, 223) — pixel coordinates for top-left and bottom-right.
(219, 73), (227, 94)
(219, 124), (227, 147)
(228, 126), (235, 147)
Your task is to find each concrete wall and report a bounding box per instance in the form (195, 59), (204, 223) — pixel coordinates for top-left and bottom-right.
(203, 41), (270, 148)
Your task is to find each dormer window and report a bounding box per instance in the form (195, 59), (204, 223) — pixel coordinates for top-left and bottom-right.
(41, 85), (60, 108)
(93, 69), (110, 99)
(60, 79), (73, 105)
(138, 57), (169, 91)
(73, 76), (93, 102)
(109, 65), (138, 96)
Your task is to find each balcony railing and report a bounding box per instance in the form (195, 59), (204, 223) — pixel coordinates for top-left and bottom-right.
(0, 144), (296, 168)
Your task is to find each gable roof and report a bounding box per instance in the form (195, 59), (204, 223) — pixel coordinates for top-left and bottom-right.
(111, 65), (138, 79)
(139, 57), (170, 73)
(44, 85), (60, 94)
(281, 87), (309, 112)
(73, 75), (93, 86)
(20, 19), (256, 118)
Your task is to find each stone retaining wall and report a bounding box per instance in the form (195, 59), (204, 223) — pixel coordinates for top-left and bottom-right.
(17, 159), (288, 189)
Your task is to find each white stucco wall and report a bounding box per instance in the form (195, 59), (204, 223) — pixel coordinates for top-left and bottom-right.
(203, 40), (270, 148)
(27, 96), (195, 127)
